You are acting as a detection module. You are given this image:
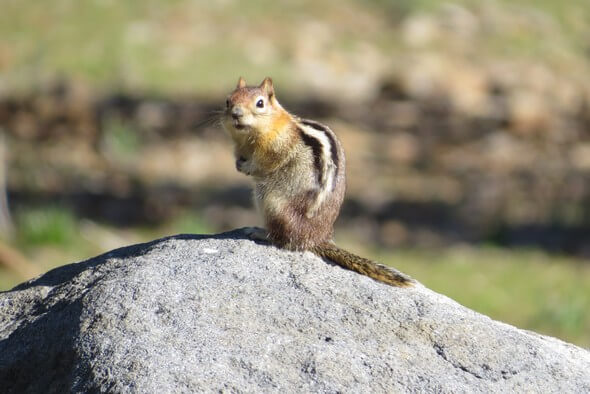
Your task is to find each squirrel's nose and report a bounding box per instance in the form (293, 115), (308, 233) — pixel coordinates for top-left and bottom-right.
(231, 107), (243, 119)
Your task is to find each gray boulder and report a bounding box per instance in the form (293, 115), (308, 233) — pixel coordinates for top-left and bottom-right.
(1, 229), (589, 393)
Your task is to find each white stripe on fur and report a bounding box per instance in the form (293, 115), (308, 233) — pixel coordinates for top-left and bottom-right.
(297, 123), (337, 218)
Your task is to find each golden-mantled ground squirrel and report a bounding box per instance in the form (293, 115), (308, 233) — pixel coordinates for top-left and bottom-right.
(223, 77), (414, 287)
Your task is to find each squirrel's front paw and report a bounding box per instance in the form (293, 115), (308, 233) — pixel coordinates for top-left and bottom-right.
(244, 227), (269, 243)
(236, 156), (251, 175)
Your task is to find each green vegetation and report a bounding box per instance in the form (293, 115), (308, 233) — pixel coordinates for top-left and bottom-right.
(1, 0), (589, 95)
(165, 212), (212, 236)
(101, 117), (142, 162)
(15, 205), (77, 246)
(0, 268), (20, 292)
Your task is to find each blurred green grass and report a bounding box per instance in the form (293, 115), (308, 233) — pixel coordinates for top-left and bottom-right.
(1, 0), (589, 94)
(101, 116), (142, 162)
(15, 205), (77, 246)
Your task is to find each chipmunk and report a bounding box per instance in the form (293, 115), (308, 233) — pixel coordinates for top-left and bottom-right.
(222, 76), (414, 287)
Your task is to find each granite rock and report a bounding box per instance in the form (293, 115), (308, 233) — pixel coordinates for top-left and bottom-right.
(1, 229), (589, 393)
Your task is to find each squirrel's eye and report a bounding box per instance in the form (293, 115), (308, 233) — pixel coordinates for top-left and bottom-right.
(256, 99), (264, 108)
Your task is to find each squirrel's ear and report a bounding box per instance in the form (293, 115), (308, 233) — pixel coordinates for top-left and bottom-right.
(260, 77), (274, 96)
(236, 77), (246, 89)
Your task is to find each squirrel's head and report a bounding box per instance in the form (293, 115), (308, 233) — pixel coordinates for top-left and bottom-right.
(224, 77), (283, 132)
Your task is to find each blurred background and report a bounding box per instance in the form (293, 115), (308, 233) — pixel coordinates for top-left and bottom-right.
(1, 0), (589, 347)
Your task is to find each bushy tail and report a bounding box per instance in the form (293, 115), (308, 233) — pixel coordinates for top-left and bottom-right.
(311, 242), (414, 287)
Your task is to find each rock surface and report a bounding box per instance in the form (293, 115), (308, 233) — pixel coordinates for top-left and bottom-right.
(1, 229), (589, 393)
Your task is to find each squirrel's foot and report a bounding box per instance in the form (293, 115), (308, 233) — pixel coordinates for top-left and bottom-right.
(243, 226), (269, 243)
